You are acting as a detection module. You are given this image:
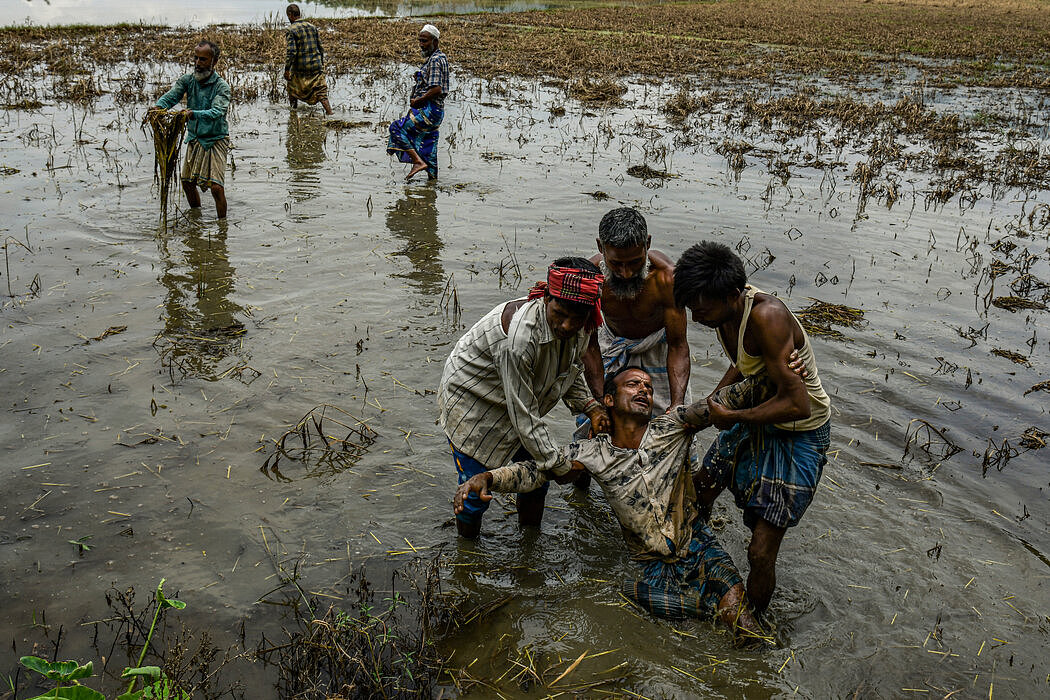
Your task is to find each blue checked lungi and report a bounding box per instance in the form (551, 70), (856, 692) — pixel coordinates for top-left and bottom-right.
(702, 420), (830, 530)
(621, 519), (743, 620)
(387, 102), (443, 179)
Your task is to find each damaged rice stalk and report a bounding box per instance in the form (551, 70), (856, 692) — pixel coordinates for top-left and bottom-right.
(795, 299), (865, 341)
(260, 403), (378, 480)
(142, 108), (191, 219)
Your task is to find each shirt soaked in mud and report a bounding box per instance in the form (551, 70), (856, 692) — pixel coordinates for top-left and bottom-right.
(488, 376), (774, 562)
(438, 298), (598, 476)
(286, 19), (325, 75)
(155, 72), (231, 150)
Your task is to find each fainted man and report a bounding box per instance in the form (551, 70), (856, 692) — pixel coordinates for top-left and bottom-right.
(674, 240), (831, 613)
(455, 367), (791, 635)
(387, 24), (450, 179)
(284, 4), (334, 115)
(153, 40), (231, 219)
(439, 258), (609, 539)
(583, 208), (691, 414)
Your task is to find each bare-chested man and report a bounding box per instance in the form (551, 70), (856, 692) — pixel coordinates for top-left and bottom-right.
(582, 208), (690, 415)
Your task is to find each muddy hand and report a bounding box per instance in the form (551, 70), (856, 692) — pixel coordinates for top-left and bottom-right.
(453, 473), (492, 514)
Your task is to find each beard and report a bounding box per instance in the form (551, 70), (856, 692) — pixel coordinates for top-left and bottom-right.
(193, 68), (213, 82)
(599, 257), (651, 300)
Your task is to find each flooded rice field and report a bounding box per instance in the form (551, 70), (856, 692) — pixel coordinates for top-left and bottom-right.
(2, 41), (1050, 698)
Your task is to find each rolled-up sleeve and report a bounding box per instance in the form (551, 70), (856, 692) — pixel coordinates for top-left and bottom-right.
(155, 75), (188, 109)
(490, 460), (549, 493)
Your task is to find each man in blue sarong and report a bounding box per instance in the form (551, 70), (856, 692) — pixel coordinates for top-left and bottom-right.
(674, 241), (832, 614)
(387, 24), (449, 180)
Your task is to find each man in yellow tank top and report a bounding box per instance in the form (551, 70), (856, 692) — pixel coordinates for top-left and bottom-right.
(673, 241), (831, 614)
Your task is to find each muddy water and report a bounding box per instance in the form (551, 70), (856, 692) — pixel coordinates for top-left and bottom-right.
(1, 0), (565, 28)
(1, 62), (1049, 697)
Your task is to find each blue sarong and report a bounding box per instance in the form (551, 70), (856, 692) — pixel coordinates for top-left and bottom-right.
(621, 519), (743, 620)
(387, 102), (443, 179)
(702, 420), (830, 530)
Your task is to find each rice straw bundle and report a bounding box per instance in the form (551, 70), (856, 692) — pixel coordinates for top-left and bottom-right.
(142, 108), (191, 216)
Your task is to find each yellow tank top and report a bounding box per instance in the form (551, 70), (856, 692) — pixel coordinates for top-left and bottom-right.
(717, 286), (831, 431)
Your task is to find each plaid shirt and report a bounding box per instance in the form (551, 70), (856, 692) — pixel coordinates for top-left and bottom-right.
(411, 50), (450, 107)
(286, 20), (324, 75)
(438, 298), (599, 476)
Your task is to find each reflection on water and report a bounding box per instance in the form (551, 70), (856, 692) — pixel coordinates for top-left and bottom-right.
(155, 217), (247, 381)
(386, 186), (444, 295)
(286, 112), (327, 219)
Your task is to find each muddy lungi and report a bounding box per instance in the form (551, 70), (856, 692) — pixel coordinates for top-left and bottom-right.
(287, 72), (329, 105)
(181, 137), (230, 190)
(387, 102), (443, 179)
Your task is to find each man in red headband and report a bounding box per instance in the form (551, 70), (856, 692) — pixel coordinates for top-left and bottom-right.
(439, 257), (610, 538)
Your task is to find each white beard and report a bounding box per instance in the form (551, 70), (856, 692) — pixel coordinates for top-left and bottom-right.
(194, 68), (213, 82)
(599, 257), (651, 300)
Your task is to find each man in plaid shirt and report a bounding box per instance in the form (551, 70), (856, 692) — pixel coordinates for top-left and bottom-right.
(284, 4), (333, 115)
(387, 24), (450, 179)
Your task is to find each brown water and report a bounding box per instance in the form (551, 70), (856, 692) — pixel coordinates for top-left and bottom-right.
(1, 63), (1049, 697)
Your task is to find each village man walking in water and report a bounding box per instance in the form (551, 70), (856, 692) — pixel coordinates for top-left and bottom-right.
(153, 40), (231, 219)
(674, 241), (832, 613)
(584, 208), (691, 413)
(284, 4), (334, 116)
(387, 24), (449, 179)
(439, 258), (609, 539)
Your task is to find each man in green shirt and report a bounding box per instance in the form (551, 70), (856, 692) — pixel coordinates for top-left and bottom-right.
(153, 40), (232, 218)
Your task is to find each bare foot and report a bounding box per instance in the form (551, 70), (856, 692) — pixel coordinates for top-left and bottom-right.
(718, 584), (765, 644)
(406, 162), (428, 179)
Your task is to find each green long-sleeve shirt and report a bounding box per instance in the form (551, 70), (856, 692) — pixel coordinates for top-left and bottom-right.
(155, 72), (231, 150)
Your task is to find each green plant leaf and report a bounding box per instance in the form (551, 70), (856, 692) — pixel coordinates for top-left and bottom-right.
(19, 657), (93, 681)
(155, 579), (186, 610)
(121, 666), (162, 680)
(115, 691), (144, 700)
(26, 686), (107, 700)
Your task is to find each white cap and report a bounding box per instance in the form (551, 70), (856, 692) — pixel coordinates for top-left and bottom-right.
(421, 23), (440, 39)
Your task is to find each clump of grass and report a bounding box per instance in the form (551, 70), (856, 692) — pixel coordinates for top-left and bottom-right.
(1019, 426), (1048, 449)
(256, 556), (446, 698)
(142, 108), (191, 217)
(568, 78), (626, 103)
(795, 300), (865, 341)
(626, 164), (675, 180)
(991, 347), (1030, 365)
(662, 87), (712, 126)
(992, 295), (1047, 312)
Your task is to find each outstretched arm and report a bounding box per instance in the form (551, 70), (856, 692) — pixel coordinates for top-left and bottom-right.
(680, 350), (807, 429)
(663, 301), (691, 410)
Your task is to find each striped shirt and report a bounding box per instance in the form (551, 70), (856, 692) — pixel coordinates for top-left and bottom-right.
(438, 298), (599, 475)
(411, 50), (450, 107)
(286, 19), (325, 75)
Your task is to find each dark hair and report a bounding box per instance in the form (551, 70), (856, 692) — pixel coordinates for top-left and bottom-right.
(197, 40), (221, 63)
(286, 3), (301, 17)
(547, 256), (601, 316)
(598, 208), (648, 249)
(673, 241), (747, 307)
(603, 366), (651, 397)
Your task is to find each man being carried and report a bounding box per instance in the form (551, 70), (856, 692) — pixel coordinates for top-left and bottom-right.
(674, 241), (831, 613)
(439, 258), (609, 539)
(284, 4), (334, 115)
(455, 367), (785, 634)
(153, 40), (231, 219)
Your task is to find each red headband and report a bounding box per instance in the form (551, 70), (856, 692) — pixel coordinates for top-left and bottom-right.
(527, 265), (605, 331)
